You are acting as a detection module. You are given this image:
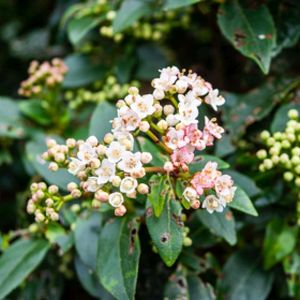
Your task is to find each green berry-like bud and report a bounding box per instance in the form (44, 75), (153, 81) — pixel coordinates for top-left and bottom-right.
(259, 164), (265, 172)
(292, 147), (300, 156)
(295, 177), (300, 187)
(183, 237), (192, 247)
(256, 149), (267, 160)
(263, 159), (273, 170)
(291, 156), (300, 165)
(280, 153), (290, 164)
(266, 137), (275, 146)
(283, 171), (294, 181)
(271, 155), (280, 164)
(281, 140), (291, 149)
(273, 132), (282, 140)
(295, 165), (300, 174)
(29, 223), (39, 233)
(288, 109), (299, 120)
(260, 130), (270, 141)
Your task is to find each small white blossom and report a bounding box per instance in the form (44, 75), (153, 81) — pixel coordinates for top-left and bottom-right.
(106, 141), (125, 163)
(204, 89), (225, 111)
(120, 177), (138, 194)
(183, 187), (198, 202)
(87, 176), (102, 192)
(95, 159), (116, 184)
(108, 192), (124, 207)
(178, 103), (199, 125)
(68, 158), (86, 175)
(118, 151), (142, 173)
(118, 107), (141, 131)
(131, 94), (155, 119)
(77, 143), (97, 163)
(202, 195), (224, 213)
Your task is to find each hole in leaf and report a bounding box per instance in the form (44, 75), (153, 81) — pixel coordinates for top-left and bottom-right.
(160, 232), (170, 244)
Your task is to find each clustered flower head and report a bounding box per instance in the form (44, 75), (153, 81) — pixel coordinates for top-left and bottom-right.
(42, 133), (152, 216)
(18, 58), (68, 97)
(257, 109), (300, 190)
(64, 75), (140, 109)
(28, 66), (236, 218)
(27, 182), (61, 223)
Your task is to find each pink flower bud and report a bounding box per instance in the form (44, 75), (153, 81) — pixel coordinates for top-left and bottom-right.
(114, 205), (127, 217)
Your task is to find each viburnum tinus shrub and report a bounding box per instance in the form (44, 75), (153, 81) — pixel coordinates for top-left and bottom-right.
(0, 67), (257, 299)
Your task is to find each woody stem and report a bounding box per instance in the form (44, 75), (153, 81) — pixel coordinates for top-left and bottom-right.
(145, 130), (173, 155)
(144, 166), (166, 173)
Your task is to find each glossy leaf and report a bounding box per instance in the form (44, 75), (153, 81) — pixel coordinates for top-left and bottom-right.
(146, 197), (183, 267)
(97, 217), (140, 300)
(75, 256), (113, 299)
(163, 0), (201, 10)
(219, 248), (274, 300)
(148, 174), (169, 217)
(19, 100), (52, 126)
(89, 101), (117, 141)
(196, 208), (237, 245)
(0, 239), (49, 299)
(224, 170), (261, 198)
(67, 16), (104, 45)
(228, 186), (258, 216)
(263, 220), (298, 269)
(164, 268), (188, 299)
(187, 275), (216, 300)
(75, 211), (102, 270)
(63, 54), (107, 88)
(113, 0), (152, 33)
(218, 0), (276, 74)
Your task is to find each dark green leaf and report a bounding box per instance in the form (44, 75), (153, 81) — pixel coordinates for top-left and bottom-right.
(0, 239), (49, 299)
(148, 174), (169, 217)
(63, 54), (107, 88)
(75, 256), (113, 299)
(113, 0), (152, 33)
(224, 170), (261, 198)
(75, 211), (102, 270)
(97, 217), (140, 300)
(67, 16), (104, 45)
(228, 187), (258, 216)
(219, 248), (274, 300)
(89, 101), (117, 141)
(283, 252), (300, 298)
(146, 197), (183, 266)
(19, 100), (52, 126)
(164, 268), (188, 299)
(187, 275), (216, 300)
(196, 208), (237, 245)
(271, 103), (300, 133)
(163, 0), (202, 10)
(263, 220), (298, 269)
(217, 0), (276, 74)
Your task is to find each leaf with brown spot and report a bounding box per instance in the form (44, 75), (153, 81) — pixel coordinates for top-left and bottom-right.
(146, 196), (183, 267)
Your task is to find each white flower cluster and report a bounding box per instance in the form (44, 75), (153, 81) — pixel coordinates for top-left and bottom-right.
(44, 133), (151, 216)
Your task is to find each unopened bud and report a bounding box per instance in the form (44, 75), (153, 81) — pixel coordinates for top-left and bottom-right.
(114, 205), (127, 217)
(49, 162), (59, 171)
(141, 152), (152, 164)
(139, 121), (150, 132)
(137, 183), (149, 194)
(164, 161), (174, 173)
(104, 133), (114, 144)
(87, 136), (98, 147)
(66, 138), (76, 148)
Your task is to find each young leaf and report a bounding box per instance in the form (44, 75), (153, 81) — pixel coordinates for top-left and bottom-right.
(67, 16), (104, 45)
(219, 248), (274, 300)
(228, 187), (258, 217)
(196, 208), (237, 245)
(63, 54), (107, 88)
(263, 220), (298, 269)
(89, 101), (117, 141)
(75, 211), (102, 270)
(217, 0), (276, 74)
(148, 174), (169, 217)
(97, 217), (141, 300)
(146, 197), (184, 267)
(0, 239), (50, 299)
(19, 100), (52, 126)
(113, 0), (152, 33)
(75, 256), (113, 299)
